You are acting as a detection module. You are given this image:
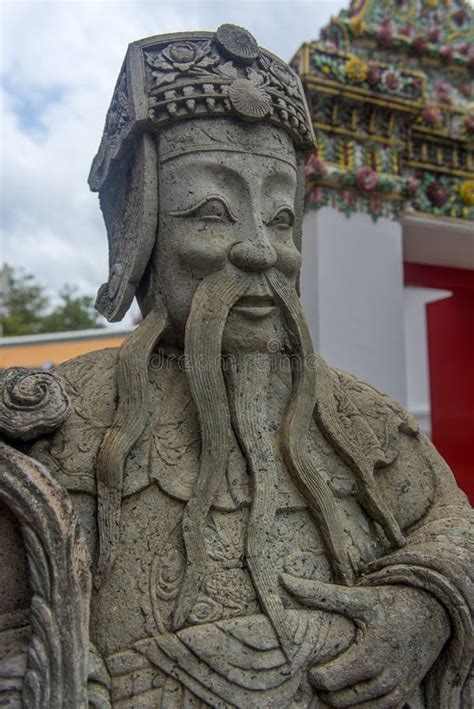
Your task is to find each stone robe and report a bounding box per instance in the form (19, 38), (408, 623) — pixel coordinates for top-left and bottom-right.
(1, 346), (472, 708)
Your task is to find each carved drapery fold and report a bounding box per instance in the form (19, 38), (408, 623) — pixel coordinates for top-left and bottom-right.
(0, 442), (91, 708)
(0, 368), (90, 707)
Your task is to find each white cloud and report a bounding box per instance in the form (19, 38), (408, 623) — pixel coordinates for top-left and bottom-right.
(1, 0), (346, 327)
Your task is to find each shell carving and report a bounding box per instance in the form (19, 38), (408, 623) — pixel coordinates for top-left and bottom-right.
(228, 79), (272, 121)
(215, 24), (259, 64)
(0, 367), (70, 440)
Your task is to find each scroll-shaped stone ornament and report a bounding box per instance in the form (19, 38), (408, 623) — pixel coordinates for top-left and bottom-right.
(0, 367), (70, 441)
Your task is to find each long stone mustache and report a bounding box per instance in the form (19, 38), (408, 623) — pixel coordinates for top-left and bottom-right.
(172, 269), (252, 630)
(267, 269), (404, 566)
(266, 269), (354, 584)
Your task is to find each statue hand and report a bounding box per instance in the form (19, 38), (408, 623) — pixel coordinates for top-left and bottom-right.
(280, 574), (450, 708)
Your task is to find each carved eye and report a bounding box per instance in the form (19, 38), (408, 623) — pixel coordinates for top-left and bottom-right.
(267, 207), (294, 230)
(169, 196), (236, 223)
(194, 198), (235, 223)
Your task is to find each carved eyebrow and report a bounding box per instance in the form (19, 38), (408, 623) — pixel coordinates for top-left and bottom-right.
(265, 205), (295, 224)
(168, 194), (237, 221)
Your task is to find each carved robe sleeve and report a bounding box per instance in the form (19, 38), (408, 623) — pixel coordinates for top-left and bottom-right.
(361, 434), (473, 709)
(0, 368), (92, 708)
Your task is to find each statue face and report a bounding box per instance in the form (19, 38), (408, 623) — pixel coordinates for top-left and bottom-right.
(154, 125), (301, 351)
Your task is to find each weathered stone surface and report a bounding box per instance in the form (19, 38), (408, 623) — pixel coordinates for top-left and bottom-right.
(0, 24), (472, 709)
(0, 441), (90, 707)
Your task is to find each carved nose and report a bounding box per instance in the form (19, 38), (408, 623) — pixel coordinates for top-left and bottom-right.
(229, 238), (277, 272)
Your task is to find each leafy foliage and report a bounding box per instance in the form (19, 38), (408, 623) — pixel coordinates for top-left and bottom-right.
(1, 265), (105, 336)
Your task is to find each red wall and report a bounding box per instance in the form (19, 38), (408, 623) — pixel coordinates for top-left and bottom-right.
(405, 264), (474, 503)
(427, 293), (474, 503)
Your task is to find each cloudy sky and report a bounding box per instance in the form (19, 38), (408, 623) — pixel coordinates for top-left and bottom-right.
(1, 0), (346, 327)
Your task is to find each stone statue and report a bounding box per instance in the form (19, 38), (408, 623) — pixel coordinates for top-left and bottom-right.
(0, 25), (472, 709)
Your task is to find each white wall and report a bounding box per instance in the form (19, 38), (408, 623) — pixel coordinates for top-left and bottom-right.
(403, 286), (451, 436)
(402, 214), (474, 269)
(300, 207), (407, 405)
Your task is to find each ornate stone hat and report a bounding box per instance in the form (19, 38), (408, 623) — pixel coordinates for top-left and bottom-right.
(89, 25), (315, 322)
(89, 24), (315, 191)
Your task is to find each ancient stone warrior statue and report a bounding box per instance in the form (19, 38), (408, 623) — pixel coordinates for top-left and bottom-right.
(0, 24), (472, 709)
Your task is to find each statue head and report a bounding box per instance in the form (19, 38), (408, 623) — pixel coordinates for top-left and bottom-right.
(148, 118), (305, 353)
(89, 24), (314, 351)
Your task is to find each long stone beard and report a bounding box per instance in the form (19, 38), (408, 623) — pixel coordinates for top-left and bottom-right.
(173, 268), (353, 656)
(225, 350), (295, 657)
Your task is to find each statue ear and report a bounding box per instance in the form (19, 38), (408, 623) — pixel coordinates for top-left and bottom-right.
(95, 132), (158, 322)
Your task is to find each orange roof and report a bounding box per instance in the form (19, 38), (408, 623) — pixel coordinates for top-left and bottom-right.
(0, 329), (131, 369)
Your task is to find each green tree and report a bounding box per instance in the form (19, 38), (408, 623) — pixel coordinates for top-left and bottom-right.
(1, 265), (50, 336)
(1, 265), (105, 336)
(40, 285), (104, 333)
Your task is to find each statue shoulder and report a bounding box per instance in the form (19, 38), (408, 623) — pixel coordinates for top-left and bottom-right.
(27, 348), (120, 494)
(327, 367), (419, 469)
(332, 367), (418, 436)
(51, 347), (120, 443)
(54, 347), (119, 402)
(56, 346), (119, 390)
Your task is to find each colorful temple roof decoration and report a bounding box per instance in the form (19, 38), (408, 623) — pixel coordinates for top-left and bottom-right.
(292, 0), (474, 221)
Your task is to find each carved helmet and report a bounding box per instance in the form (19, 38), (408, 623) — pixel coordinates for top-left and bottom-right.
(89, 24), (315, 321)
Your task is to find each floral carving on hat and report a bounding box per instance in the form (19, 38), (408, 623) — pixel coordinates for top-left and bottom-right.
(146, 40), (219, 87)
(267, 61), (301, 98)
